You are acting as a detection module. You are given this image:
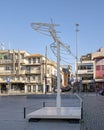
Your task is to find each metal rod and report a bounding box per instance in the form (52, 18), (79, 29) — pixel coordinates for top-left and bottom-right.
(43, 102), (45, 107)
(56, 39), (61, 108)
(24, 107), (26, 119)
(81, 101), (83, 119)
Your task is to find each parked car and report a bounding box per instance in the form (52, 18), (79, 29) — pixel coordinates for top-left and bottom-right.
(99, 90), (104, 96)
(61, 85), (72, 92)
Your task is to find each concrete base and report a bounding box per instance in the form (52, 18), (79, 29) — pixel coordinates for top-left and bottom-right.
(27, 107), (81, 121)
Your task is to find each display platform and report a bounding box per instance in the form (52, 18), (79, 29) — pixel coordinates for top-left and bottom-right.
(26, 107), (81, 121)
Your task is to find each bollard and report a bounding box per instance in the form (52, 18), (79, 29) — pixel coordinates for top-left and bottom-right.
(86, 127), (88, 130)
(43, 102), (45, 107)
(81, 101), (83, 119)
(24, 107), (26, 119)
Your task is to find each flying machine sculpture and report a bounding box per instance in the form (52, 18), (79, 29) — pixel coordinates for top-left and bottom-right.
(26, 20), (81, 121)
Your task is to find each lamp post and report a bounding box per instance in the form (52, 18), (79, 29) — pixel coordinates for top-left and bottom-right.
(75, 23), (79, 82)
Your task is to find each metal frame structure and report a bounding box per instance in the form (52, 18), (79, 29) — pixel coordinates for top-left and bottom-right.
(31, 21), (70, 108)
(26, 21), (82, 121)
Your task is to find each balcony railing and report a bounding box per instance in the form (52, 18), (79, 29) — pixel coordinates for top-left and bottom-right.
(25, 70), (41, 74)
(78, 69), (93, 74)
(19, 70), (25, 74)
(0, 60), (13, 64)
(82, 79), (94, 83)
(18, 59), (25, 63)
(0, 70), (16, 75)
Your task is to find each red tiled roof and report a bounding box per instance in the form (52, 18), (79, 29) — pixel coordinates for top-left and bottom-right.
(25, 54), (42, 58)
(93, 56), (104, 60)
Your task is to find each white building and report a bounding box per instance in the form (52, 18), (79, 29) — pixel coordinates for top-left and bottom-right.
(0, 49), (60, 95)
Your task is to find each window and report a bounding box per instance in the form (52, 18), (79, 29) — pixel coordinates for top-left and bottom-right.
(9, 54), (13, 60)
(21, 54), (24, 59)
(27, 76), (30, 81)
(37, 66), (40, 70)
(15, 53), (18, 59)
(6, 66), (10, 70)
(21, 66), (25, 70)
(37, 58), (40, 63)
(28, 85), (31, 92)
(32, 76), (35, 80)
(17, 76), (19, 80)
(102, 65), (104, 70)
(28, 58), (31, 64)
(47, 80), (50, 84)
(21, 76), (25, 81)
(38, 75), (41, 81)
(33, 58), (36, 63)
(33, 85), (36, 92)
(82, 75), (93, 80)
(47, 69), (50, 74)
(79, 65), (86, 70)
(11, 76), (15, 80)
(38, 85), (43, 92)
(87, 65), (92, 70)
(4, 55), (8, 59)
(27, 66), (30, 71)
(96, 65), (100, 70)
(54, 70), (57, 76)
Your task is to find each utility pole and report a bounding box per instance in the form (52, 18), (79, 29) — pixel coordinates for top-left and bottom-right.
(45, 46), (47, 94)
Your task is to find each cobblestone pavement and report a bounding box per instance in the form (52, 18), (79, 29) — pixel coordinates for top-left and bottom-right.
(80, 93), (104, 130)
(0, 95), (80, 130)
(0, 93), (104, 130)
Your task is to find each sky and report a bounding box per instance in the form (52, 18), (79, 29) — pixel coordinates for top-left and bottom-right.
(0, 0), (104, 72)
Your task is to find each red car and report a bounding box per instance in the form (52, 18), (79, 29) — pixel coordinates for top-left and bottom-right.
(61, 85), (71, 92)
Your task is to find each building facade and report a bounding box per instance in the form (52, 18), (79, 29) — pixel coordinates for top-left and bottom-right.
(61, 65), (72, 87)
(77, 59), (94, 92)
(0, 49), (30, 94)
(77, 48), (104, 92)
(0, 49), (70, 95)
(24, 54), (58, 94)
(92, 48), (104, 91)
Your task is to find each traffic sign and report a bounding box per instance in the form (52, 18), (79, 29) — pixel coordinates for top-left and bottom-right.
(6, 76), (10, 83)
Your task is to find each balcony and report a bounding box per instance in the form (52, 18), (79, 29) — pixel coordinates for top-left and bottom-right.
(0, 79), (6, 82)
(11, 79), (26, 83)
(25, 60), (41, 65)
(25, 70), (41, 74)
(78, 69), (93, 74)
(0, 59), (13, 64)
(16, 59), (25, 63)
(19, 70), (25, 74)
(82, 79), (94, 83)
(0, 70), (16, 75)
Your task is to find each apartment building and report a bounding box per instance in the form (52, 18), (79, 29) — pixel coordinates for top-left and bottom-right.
(77, 56), (94, 92)
(0, 49), (30, 94)
(92, 48), (104, 91)
(61, 65), (72, 87)
(24, 54), (58, 94)
(0, 49), (68, 95)
(77, 48), (104, 92)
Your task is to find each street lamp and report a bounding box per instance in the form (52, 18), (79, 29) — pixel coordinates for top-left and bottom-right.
(75, 23), (79, 82)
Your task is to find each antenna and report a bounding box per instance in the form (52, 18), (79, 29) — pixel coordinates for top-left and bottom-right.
(8, 41), (11, 50)
(1, 42), (5, 50)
